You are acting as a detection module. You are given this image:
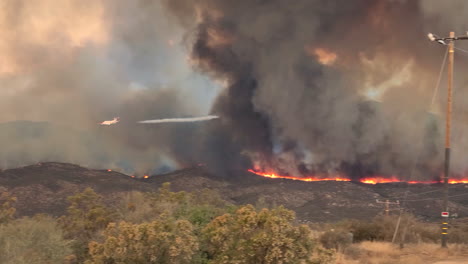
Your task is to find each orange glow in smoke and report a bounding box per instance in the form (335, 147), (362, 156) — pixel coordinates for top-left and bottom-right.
(107, 169), (112, 172)
(143, 175), (149, 179)
(206, 28), (234, 47)
(305, 46), (337, 65)
(248, 169), (468, 185)
(167, 39), (175, 47)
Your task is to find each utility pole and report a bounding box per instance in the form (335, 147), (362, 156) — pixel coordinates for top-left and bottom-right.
(443, 32), (454, 249)
(428, 31), (468, 248)
(376, 199), (400, 216)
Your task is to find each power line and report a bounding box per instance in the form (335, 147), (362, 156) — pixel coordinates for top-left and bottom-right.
(399, 191), (468, 202)
(403, 197), (440, 202)
(399, 190), (468, 202)
(392, 188), (441, 199)
(431, 47), (448, 107)
(454, 46), (468, 54)
(391, 184), (467, 199)
(447, 192), (468, 199)
(392, 43), (451, 246)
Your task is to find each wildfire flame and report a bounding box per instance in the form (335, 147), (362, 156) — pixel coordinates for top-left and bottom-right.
(248, 169), (468, 185)
(248, 169), (350, 182)
(103, 167), (468, 184)
(305, 47), (337, 66)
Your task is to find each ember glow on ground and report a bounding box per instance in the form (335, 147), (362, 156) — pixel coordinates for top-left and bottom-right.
(248, 169), (468, 184)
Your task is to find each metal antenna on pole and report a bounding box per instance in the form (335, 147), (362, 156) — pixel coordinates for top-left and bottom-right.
(427, 31), (468, 248)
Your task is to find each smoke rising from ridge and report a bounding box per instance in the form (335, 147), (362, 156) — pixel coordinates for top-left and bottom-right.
(162, 0), (468, 179)
(3, 0), (468, 179)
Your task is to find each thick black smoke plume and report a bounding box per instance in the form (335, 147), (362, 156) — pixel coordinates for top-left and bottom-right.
(163, 0), (468, 179)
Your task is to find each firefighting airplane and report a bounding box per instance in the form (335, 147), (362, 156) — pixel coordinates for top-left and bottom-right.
(99, 117), (120, 125)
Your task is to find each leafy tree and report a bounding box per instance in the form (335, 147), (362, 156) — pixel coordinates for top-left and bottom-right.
(58, 188), (116, 262)
(116, 184), (234, 264)
(118, 184), (234, 230)
(203, 205), (315, 264)
(87, 219), (198, 264)
(0, 191), (16, 225)
(0, 215), (72, 264)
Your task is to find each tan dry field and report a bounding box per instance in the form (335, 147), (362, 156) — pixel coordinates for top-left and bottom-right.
(432, 261), (468, 264)
(334, 242), (468, 264)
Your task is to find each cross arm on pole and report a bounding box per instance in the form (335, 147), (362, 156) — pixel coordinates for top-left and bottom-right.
(427, 33), (468, 45)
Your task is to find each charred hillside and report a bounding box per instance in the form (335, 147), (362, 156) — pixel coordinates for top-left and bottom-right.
(1, 162), (468, 222)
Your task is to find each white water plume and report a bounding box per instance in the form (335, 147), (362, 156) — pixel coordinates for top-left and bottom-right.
(137, 115), (219, 124)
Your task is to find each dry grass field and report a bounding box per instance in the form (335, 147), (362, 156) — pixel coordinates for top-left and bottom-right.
(333, 242), (468, 264)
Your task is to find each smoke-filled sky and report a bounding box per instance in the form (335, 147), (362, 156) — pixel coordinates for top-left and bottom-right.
(2, 0), (468, 179)
(0, 0), (220, 173)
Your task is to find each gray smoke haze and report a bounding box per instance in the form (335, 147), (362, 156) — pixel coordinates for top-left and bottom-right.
(0, 0), (219, 174)
(3, 0), (468, 179)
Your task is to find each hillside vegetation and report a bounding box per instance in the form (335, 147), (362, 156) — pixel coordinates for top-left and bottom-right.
(2, 182), (468, 263)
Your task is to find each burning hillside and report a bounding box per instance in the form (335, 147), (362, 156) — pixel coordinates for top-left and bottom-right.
(1, 162), (468, 222)
(248, 169), (468, 185)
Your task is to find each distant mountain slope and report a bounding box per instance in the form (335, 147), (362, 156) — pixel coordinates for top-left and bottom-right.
(1, 162), (468, 222)
(0, 121), (108, 169)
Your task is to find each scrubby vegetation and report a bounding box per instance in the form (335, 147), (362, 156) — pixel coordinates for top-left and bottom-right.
(0, 215), (72, 264)
(0, 185), (322, 263)
(320, 214), (468, 246)
(1, 185), (468, 263)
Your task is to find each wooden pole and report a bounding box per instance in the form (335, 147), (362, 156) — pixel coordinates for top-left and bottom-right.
(441, 31), (455, 248)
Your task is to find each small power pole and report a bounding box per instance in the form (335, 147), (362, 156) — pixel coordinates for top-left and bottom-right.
(428, 31), (468, 248)
(376, 199), (400, 216)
